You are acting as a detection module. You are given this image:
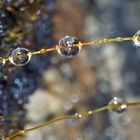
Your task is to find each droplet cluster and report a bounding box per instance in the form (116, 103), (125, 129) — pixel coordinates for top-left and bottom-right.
(0, 35), (82, 67)
(1, 30), (140, 68)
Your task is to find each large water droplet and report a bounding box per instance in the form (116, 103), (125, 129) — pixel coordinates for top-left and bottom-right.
(9, 47), (31, 66)
(57, 35), (81, 58)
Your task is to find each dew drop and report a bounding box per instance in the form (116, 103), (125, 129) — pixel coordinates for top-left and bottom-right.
(88, 111), (92, 115)
(75, 113), (82, 118)
(133, 30), (140, 47)
(9, 47), (31, 66)
(108, 97), (127, 113)
(0, 57), (5, 67)
(57, 35), (82, 58)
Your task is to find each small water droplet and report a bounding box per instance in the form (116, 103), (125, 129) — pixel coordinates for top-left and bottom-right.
(88, 111), (92, 115)
(108, 97), (127, 113)
(75, 113), (82, 118)
(9, 47), (31, 66)
(133, 30), (140, 47)
(57, 35), (82, 58)
(0, 57), (5, 67)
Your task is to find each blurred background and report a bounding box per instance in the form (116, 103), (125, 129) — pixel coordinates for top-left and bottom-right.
(25, 0), (140, 140)
(0, 0), (140, 140)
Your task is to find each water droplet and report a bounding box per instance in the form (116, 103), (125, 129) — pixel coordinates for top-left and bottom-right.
(0, 57), (5, 67)
(108, 97), (127, 113)
(9, 47), (31, 66)
(57, 35), (82, 58)
(88, 111), (92, 115)
(133, 30), (140, 47)
(75, 113), (82, 118)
